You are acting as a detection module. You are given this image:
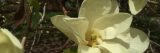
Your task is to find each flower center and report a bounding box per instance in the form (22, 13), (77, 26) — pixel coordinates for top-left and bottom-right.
(85, 29), (102, 47)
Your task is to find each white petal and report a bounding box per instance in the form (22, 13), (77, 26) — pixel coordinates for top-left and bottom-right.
(50, 15), (89, 44)
(64, 17), (89, 41)
(129, 28), (149, 53)
(0, 28), (23, 53)
(98, 42), (129, 53)
(94, 13), (132, 39)
(79, 0), (112, 22)
(129, 0), (147, 15)
(116, 31), (132, 44)
(78, 44), (101, 53)
(99, 27), (117, 39)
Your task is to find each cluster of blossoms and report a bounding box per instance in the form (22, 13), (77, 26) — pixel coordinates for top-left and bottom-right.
(0, 0), (149, 53)
(51, 0), (149, 53)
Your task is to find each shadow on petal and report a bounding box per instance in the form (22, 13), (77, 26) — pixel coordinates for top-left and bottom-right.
(103, 38), (130, 49)
(94, 13), (132, 34)
(129, 28), (149, 53)
(130, 28), (149, 42)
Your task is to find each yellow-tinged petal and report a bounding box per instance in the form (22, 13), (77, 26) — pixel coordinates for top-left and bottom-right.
(0, 28), (23, 53)
(129, 0), (147, 15)
(99, 27), (117, 39)
(63, 17), (89, 41)
(129, 28), (149, 53)
(94, 13), (132, 39)
(78, 44), (101, 53)
(50, 15), (89, 44)
(79, 0), (112, 22)
(116, 30), (131, 44)
(98, 42), (129, 53)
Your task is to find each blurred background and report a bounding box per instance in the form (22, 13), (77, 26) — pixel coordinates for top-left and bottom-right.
(0, 0), (160, 53)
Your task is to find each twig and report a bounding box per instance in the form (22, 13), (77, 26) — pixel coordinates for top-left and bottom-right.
(148, 0), (158, 4)
(149, 43), (155, 53)
(29, 33), (37, 53)
(149, 40), (160, 53)
(37, 3), (46, 42)
(151, 40), (160, 47)
(147, 29), (155, 53)
(39, 3), (46, 23)
(36, 27), (43, 43)
(147, 29), (151, 37)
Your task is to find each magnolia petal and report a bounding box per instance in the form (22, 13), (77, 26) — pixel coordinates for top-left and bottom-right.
(108, 0), (119, 14)
(116, 30), (131, 44)
(50, 15), (88, 44)
(51, 15), (79, 43)
(129, 0), (147, 15)
(99, 27), (117, 39)
(0, 28), (23, 53)
(129, 28), (149, 53)
(79, 0), (112, 22)
(94, 13), (132, 39)
(63, 17), (89, 41)
(98, 42), (129, 53)
(78, 44), (101, 53)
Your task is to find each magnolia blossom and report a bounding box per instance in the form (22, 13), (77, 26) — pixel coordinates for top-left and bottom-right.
(51, 0), (149, 53)
(0, 28), (23, 53)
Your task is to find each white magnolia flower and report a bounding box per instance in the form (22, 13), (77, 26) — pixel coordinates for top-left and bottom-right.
(51, 0), (149, 53)
(129, 0), (147, 15)
(0, 28), (23, 53)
